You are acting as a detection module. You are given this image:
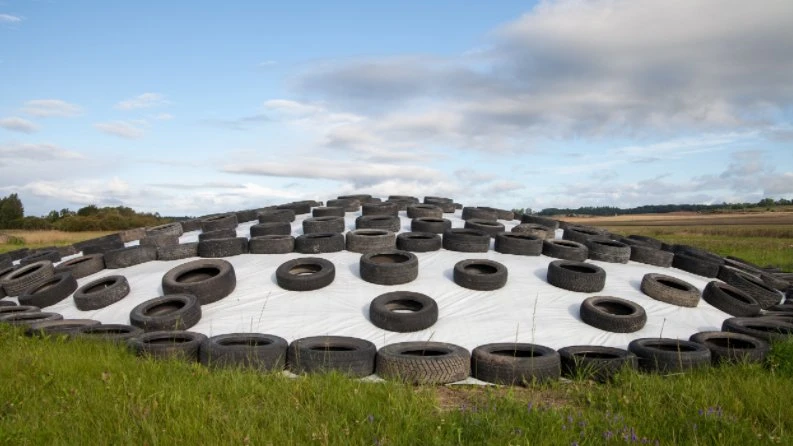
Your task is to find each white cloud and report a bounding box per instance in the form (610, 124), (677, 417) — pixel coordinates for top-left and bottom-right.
(0, 13), (21, 23)
(115, 93), (169, 110)
(0, 142), (84, 162)
(0, 116), (38, 133)
(94, 121), (146, 139)
(21, 99), (82, 117)
(258, 60), (277, 67)
(151, 113), (173, 121)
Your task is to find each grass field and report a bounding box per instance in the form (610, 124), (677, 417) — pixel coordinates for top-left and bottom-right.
(0, 326), (791, 445)
(0, 230), (114, 254)
(563, 213), (793, 272)
(1, 212), (791, 444)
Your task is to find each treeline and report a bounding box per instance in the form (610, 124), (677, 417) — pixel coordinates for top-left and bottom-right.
(526, 197), (793, 217)
(0, 194), (171, 231)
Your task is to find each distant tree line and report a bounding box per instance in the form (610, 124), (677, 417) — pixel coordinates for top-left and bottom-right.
(0, 194), (171, 231)
(512, 197), (792, 217)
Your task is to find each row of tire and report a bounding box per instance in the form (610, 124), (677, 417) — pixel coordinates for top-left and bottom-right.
(1, 313), (781, 385)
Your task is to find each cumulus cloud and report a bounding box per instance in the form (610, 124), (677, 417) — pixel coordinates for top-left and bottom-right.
(21, 99), (82, 117)
(94, 121), (146, 139)
(0, 142), (84, 162)
(0, 116), (38, 133)
(201, 114), (269, 131)
(223, 158), (443, 189)
(0, 14), (22, 23)
(115, 93), (169, 110)
(286, 0), (793, 151)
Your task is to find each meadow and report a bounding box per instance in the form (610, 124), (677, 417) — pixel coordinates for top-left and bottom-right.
(1, 212), (791, 444)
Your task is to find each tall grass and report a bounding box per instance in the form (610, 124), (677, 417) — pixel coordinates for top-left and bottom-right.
(0, 230), (113, 254)
(1, 326), (792, 445)
(603, 225), (793, 271)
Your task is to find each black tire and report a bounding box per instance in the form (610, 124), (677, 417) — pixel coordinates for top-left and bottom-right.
(18, 272), (78, 308)
(640, 273), (700, 307)
(303, 216), (345, 234)
(234, 209), (259, 223)
(258, 208), (296, 223)
(376, 341), (469, 384)
(721, 317), (793, 342)
(673, 244), (724, 264)
(104, 246), (157, 269)
(471, 343), (560, 385)
(0, 305), (39, 315)
(200, 333), (288, 370)
(250, 222), (291, 237)
(546, 260), (606, 293)
(197, 237), (249, 257)
(542, 240), (589, 262)
(689, 331), (769, 365)
(407, 204), (442, 219)
(369, 291), (438, 332)
(411, 217), (451, 234)
(312, 206), (345, 218)
(464, 219), (505, 237)
(360, 250), (419, 285)
(179, 219), (202, 233)
(201, 213), (238, 232)
(275, 257), (335, 291)
(423, 197), (456, 213)
(278, 200), (318, 215)
(453, 259), (508, 291)
(0, 311), (63, 327)
(20, 250), (61, 266)
(55, 254), (105, 279)
(0, 299), (16, 307)
(717, 266), (782, 309)
(628, 338), (711, 373)
(326, 198), (361, 212)
(480, 207), (514, 221)
(288, 336), (376, 377)
(140, 234), (180, 248)
(461, 207), (497, 221)
(442, 228), (490, 252)
(75, 324), (144, 343)
(128, 330), (207, 362)
(626, 235), (663, 249)
(362, 202), (398, 216)
(337, 194), (371, 202)
(520, 215), (559, 231)
(563, 226), (607, 244)
(672, 252), (721, 278)
(586, 239), (631, 263)
(157, 242), (199, 261)
(129, 294), (202, 331)
(345, 229), (396, 254)
(73, 275), (131, 310)
(627, 243), (674, 267)
(579, 296), (647, 333)
(249, 235), (295, 254)
(146, 222), (184, 238)
(3, 248), (30, 262)
(396, 232), (442, 252)
(1, 261), (56, 297)
(161, 259), (236, 305)
(511, 223), (552, 240)
(702, 281), (761, 317)
(355, 215), (401, 232)
(495, 232), (542, 256)
(558, 345), (637, 382)
(26, 319), (101, 337)
(82, 239), (125, 255)
(199, 228), (237, 242)
(295, 232), (344, 254)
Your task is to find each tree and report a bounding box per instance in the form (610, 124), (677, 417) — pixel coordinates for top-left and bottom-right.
(0, 193), (24, 227)
(77, 204), (99, 217)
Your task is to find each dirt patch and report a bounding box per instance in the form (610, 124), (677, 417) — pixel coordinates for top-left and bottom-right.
(431, 383), (579, 412)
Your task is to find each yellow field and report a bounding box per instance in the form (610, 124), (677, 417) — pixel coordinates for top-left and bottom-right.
(0, 230), (114, 253)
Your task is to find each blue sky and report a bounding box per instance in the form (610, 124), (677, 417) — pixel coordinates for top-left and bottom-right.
(1, 0), (792, 216)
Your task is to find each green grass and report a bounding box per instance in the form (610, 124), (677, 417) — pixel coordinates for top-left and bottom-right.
(602, 225), (793, 272)
(1, 326), (792, 445)
(0, 230), (114, 254)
